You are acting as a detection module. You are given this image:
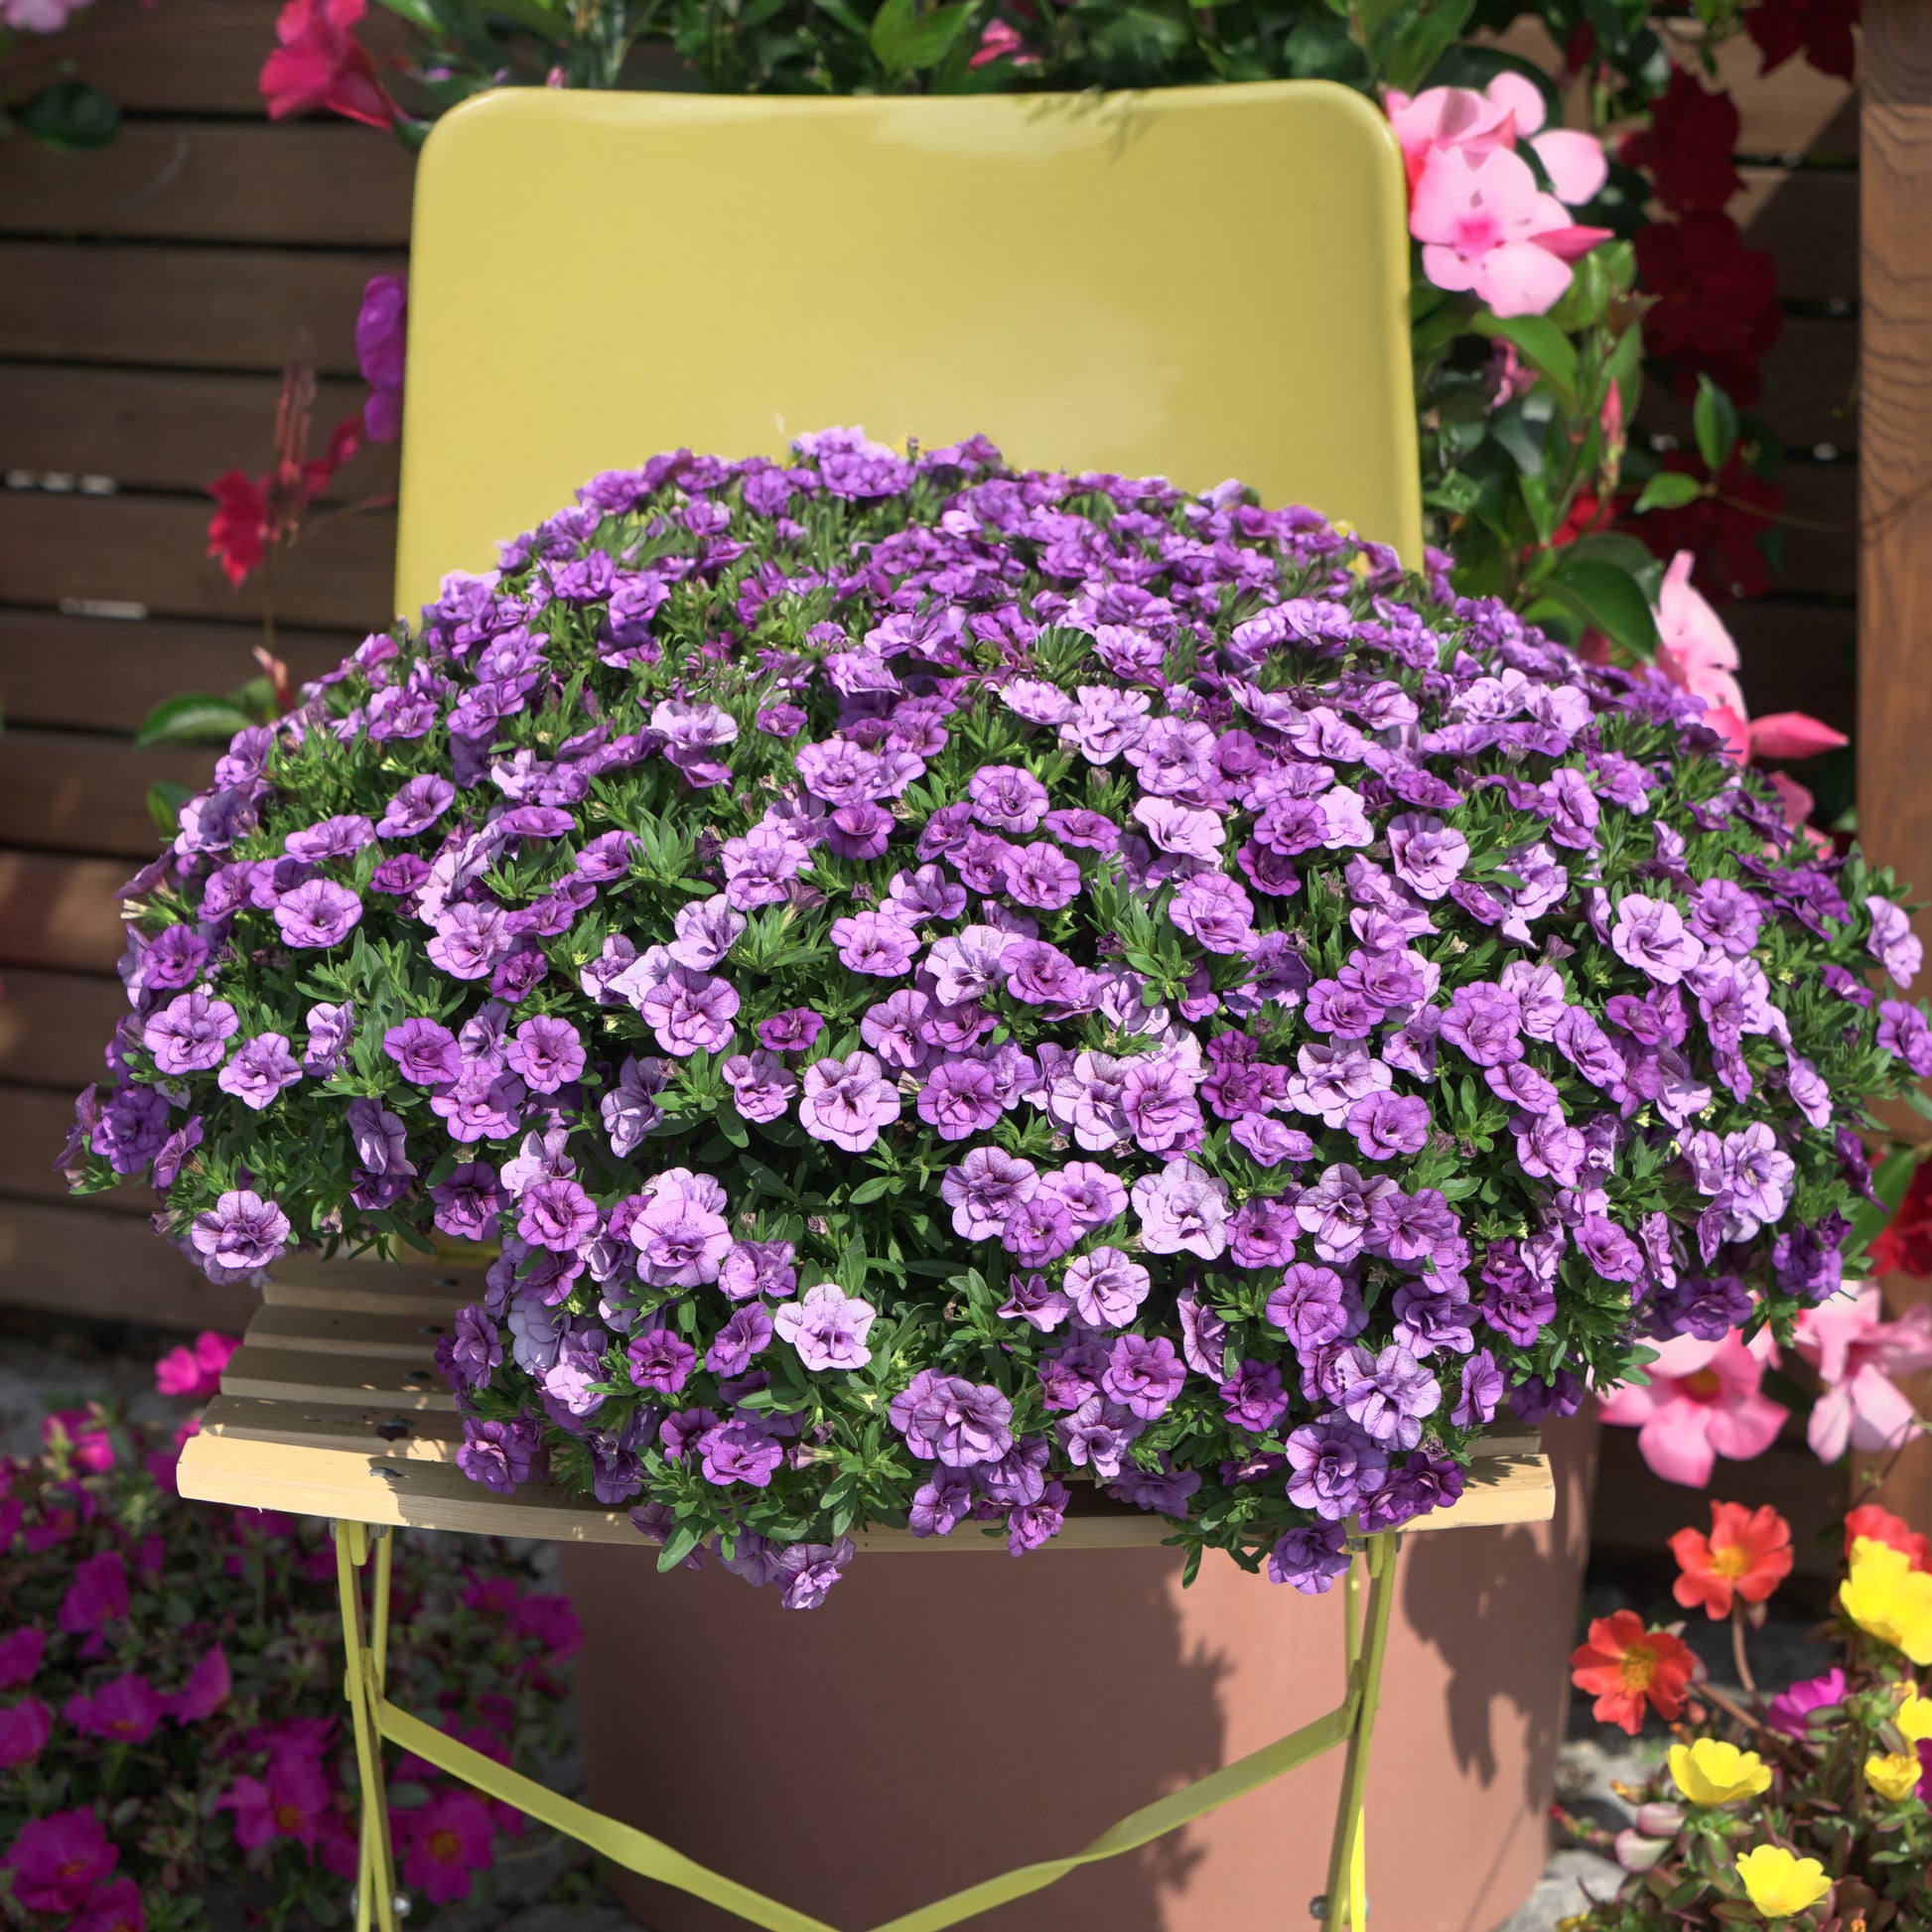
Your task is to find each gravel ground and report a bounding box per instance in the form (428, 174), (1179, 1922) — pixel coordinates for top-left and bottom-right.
(1, 1312), (1841, 1932)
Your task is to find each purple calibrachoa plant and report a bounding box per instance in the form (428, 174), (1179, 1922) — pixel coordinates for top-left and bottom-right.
(64, 429), (1931, 1606)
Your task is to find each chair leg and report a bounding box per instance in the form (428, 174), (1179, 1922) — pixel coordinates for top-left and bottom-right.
(1319, 1533), (1401, 1926)
(335, 1522), (400, 1932)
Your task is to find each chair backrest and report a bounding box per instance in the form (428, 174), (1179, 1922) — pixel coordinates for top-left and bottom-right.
(395, 82), (1421, 616)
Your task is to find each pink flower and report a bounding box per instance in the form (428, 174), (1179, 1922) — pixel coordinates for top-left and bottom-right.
(215, 1754), (334, 1850)
(154, 1331), (240, 1402)
(0, 1697), (51, 1769)
(1792, 1286), (1932, 1463)
(167, 1645), (231, 1725)
(42, 1407), (114, 1473)
(398, 1788), (494, 1902)
(260, 0), (394, 129)
(0, 1627), (45, 1690)
(69, 1876), (144, 1932)
(1386, 71), (1607, 207)
(58, 1552), (128, 1634)
(65, 1673), (164, 1745)
(1749, 712), (1849, 760)
(1599, 1329), (1788, 1487)
(3, 1808), (118, 1913)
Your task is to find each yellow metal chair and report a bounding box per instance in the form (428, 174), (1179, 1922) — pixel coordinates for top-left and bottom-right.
(182, 79), (1532, 1932)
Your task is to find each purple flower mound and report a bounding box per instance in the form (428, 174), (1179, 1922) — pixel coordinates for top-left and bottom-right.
(69, 427), (1927, 1606)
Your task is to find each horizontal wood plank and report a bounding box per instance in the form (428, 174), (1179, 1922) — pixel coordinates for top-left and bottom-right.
(0, 122), (414, 247)
(1645, 316), (1859, 454)
(0, 242), (404, 374)
(0, 490), (396, 629)
(1729, 598), (1857, 737)
(0, 727), (213, 859)
(0, 365), (399, 498)
(0, 610), (356, 734)
(0, 967), (125, 1090)
(1735, 167), (1859, 301)
(1767, 462), (1858, 600)
(0, 852), (136, 973)
(0, 1196), (255, 1329)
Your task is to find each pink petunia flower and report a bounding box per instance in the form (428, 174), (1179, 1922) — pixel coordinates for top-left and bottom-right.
(1792, 1285), (1932, 1463)
(154, 1330), (240, 1402)
(1598, 1328), (1788, 1487)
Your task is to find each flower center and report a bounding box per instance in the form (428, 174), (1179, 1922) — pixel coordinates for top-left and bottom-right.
(430, 1828), (462, 1864)
(1711, 1544), (1751, 1578)
(1618, 1643), (1658, 1694)
(274, 1804), (307, 1831)
(1682, 1368), (1723, 1399)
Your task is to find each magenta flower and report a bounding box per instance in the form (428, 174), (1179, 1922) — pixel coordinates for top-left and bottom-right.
(0, 1697), (51, 1769)
(0, 1627), (47, 1689)
(355, 270), (407, 441)
(4, 1808), (119, 1912)
(215, 1033), (302, 1111)
(1765, 1667), (1847, 1740)
(216, 1753), (333, 1849)
(167, 1644), (231, 1724)
(66, 1672), (165, 1745)
(798, 1050), (900, 1153)
(774, 1282), (876, 1372)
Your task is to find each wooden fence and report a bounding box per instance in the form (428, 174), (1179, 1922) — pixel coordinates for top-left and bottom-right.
(0, 6), (1861, 1371)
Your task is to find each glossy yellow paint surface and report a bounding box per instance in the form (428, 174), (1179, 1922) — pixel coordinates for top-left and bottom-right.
(395, 82), (1421, 618)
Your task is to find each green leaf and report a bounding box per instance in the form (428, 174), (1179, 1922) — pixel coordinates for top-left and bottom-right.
(656, 1523), (703, 1573)
(147, 780), (192, 839)
(136, 694), (258, 748)
(1845, 1147), (1923, 1264)
(20, 81), (121, 153)
(1544, 557), (1659, 657)
(1632, 471), (1705, 514)
(1692, 373), (1739, 475)
(869, 0), (974, 73)
(847, 1175), (896, 1204)
(1376, 0), (1478, 93)
(374, 0), (442, 30)
(1471, 311), (1579, 410)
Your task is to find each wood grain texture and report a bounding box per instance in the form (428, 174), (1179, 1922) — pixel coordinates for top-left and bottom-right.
(0, 611), (355, 734)
(1734, 167), (1860, 300)
(0, 852), (134, 972)
(0, 365), (399, 498)
(1856, 0), (1932, 1540)
(0, 968), (125, 1089)
(0, 123), (414, 246)
(0, 728), (213, 859)
(0, 1198), (255, 1329)
(0, 242), (405, 372)
(1729, 598), (1858, 736)
(0, 491), (396, 629)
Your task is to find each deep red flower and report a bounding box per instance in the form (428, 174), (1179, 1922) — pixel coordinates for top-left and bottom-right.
(1747, 0), (1860, 81)
(1620, 68), (1743, 213)
(206, 472), (272, 589)
(1635, 211), (1781, 405)
(1629, 451), (1781, 602)
(1871, 1158), (1932, 1279)
(1570, 1610), (1697, 1734)
(260, 0), (394, 128)
(1670, 1500), (1794, 1618)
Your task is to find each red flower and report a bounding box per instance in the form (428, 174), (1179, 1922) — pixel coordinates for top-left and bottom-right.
(1629, 451), (1781, 602)
(1747, 0), (1860, 81)
(1620, 68), (1743, 213)
(1634, 210), (1781, 405)
(207, 471), (271, 588)
(1871, 1159), (1932, 1279)
(1845, 1503), (1932, 1571)
(1570, 1610), (1697, 1734)
(1669, 1500), (1794, 1617)
(260, 0), (394, 129)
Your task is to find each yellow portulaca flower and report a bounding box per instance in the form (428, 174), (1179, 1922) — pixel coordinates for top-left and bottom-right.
(1865, 1751), (1922, 1802)
(1841, 1538), (1932, 1665)
(1734, 1846), (1832, 1919)
(1669, 1737), (1772, 1807)
(1895, 1689), (1932, 1743)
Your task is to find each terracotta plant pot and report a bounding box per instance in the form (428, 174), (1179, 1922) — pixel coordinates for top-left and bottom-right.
(557, 1409), (1596, 1932)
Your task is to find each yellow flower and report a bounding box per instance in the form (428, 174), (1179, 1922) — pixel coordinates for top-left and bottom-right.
(1841, 1538), (1932, 1665)
(1735, 1846), (1832, 1919)
(1895, 1690), (1932, 1743)
(1669, 1737), (1773, 1807)
(1865, 1751), (1922, 1802)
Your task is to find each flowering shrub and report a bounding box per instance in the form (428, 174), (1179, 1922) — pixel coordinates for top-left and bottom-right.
(66, 432), (1928, 1605)
(1562, 1500), (1932, 1928)
(0, 1339), (580, 1929)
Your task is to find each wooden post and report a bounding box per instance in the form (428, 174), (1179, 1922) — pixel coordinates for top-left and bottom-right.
(1857, 0), (1932, 1532)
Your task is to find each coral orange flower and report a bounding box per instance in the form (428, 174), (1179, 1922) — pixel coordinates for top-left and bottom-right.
(1845, 1504), (1932, 1573)
(1570, 1610), (1697, 1735)
(1670, 1500), (1794, 1619)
